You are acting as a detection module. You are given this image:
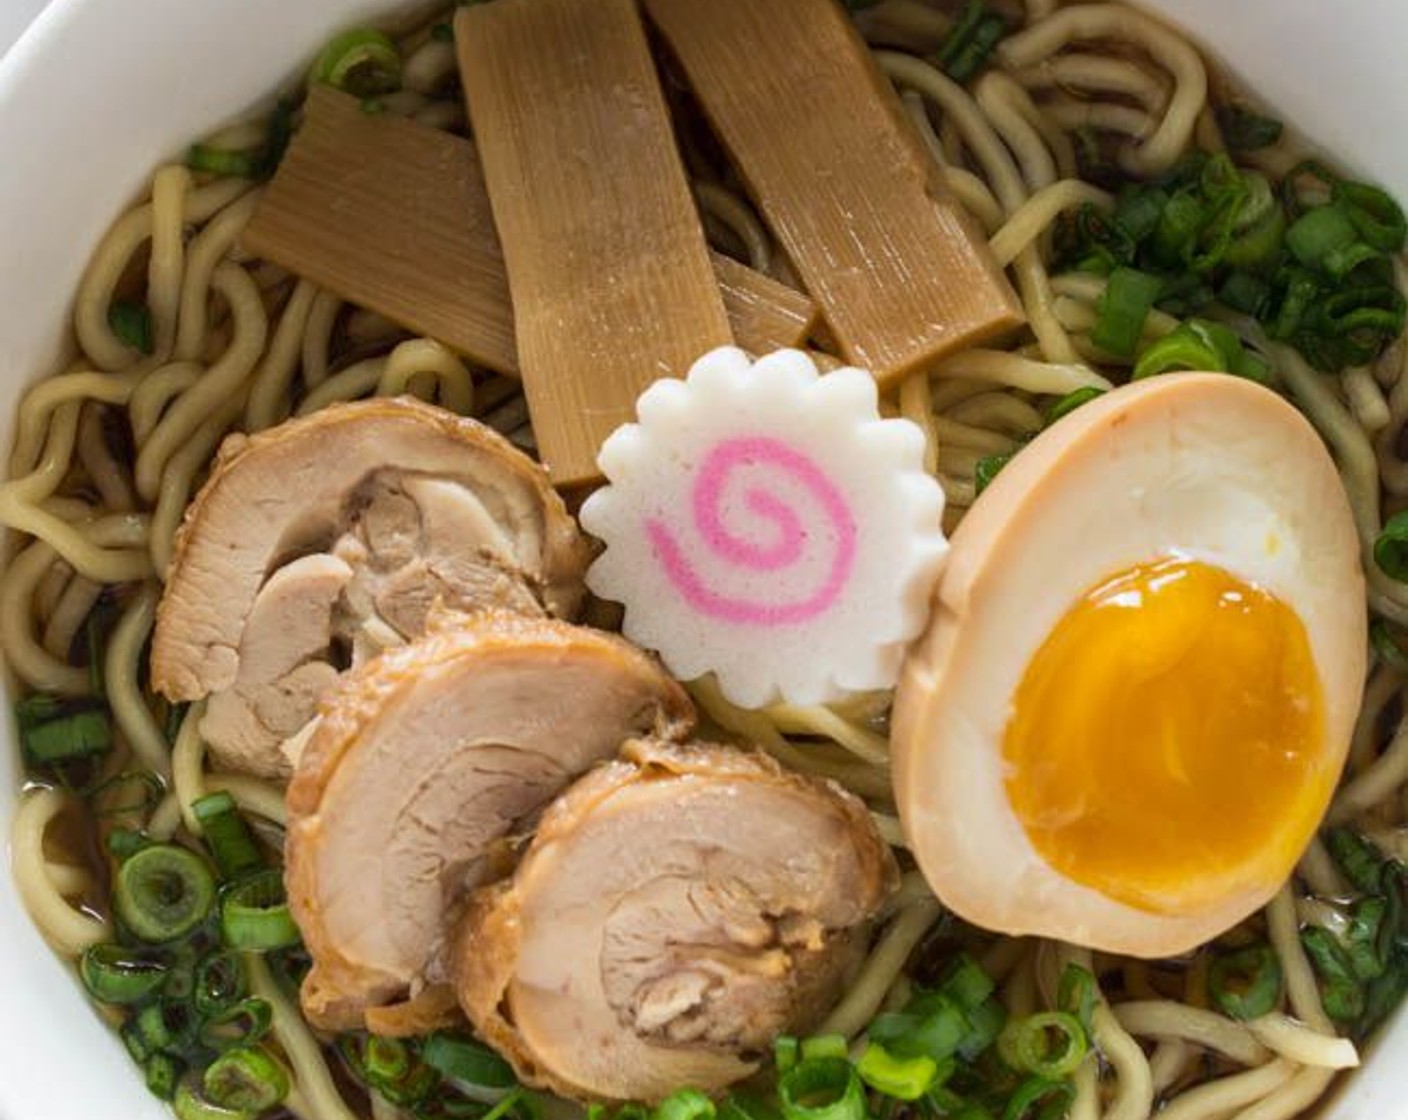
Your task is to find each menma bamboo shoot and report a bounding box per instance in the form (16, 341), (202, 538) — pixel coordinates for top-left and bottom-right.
(644, 0), (1025, 384)
(456, 0), (733, 486)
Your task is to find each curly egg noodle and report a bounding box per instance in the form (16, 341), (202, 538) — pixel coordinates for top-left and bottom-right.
(3, 1), (1407, 1118)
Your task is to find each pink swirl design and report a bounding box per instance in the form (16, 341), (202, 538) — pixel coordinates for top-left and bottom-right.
(645, 436), (857, 626)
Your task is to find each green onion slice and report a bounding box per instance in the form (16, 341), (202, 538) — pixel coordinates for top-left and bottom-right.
(193, 949), (247, 1017)
(1346, 897), (1390, 982)
(655, 1089), (717, 1120)
(1092, 267), (1162, 358)
(18, 702), (111, 767)
(1215, 104), (1283, 152)
(1337, 181), (1408, 252)
(1208, 943), (1283, 1020)
(145, 1052), (183, 1102)
(1003, 1077), (1074, 1120)
(719, 1094), (783, 1120)
(199, 997), (273, 1052)
(311, 28), (403, 97)
(203, 1046), (290, 1113)
(940, 954), (997, 1011)
(421, 1031), (516, 1090)
(856, 1042), (938, 1100)
(1302, 927), (1366, 1022)
(774, 1035), (800, 1073)
(998, 1012), (1088, 1078)
(115, 844), (217, 943)
(975, 452), (1013, 495)
(1286, 204), (1359, 269)
(108, 300), (154, 355)
(799, 1035), (848, 1061)
(778, 1058), (865, 1120)
(220, 869), (301, 951)
(1057, 964), (1098, 1032)
(80, 943), (168, 1005)
(186, 145), (259, 179)
(933, 0), (1006, 85)
(1044, 387), (1104, 426)
(1375, 512), (1408, 582)
(192, 792), (264, 881)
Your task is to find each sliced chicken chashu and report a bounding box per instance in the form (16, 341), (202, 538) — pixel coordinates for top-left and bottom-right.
(456, 739), (898, 1102)
(150, 398), (590, 779)
(285, 615), (694, 1034)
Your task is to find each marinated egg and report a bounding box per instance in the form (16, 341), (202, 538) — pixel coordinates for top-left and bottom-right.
(892, 373), (1366, 957)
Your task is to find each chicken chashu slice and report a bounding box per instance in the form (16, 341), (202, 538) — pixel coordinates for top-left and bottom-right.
(285, 613), (694, 1034)
(150, 397), (590, 780)
(456, 738), (899, 1102)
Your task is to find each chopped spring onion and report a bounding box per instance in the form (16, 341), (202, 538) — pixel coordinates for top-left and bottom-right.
(855, 1043), (938, 1100)
(198, 998), (273, 1052)
(933, 0), (1006, 85)
(1218, 270), (1272, 316)
(1301, 927), (1366, 1022)
(1092, 267), (1162, 358)
(870, 996), (967, 1061)
(1215, 104), (1284, 152)
(719, 1094), (783, 1120)
(128, 998), (197, 1061)
(1061, 151), (1408, 372)
(777, 1058), (865, 1120)
(162, 942), (200, 1001)
(193, 950), (247, 1017)
(16, 695), (111, 766)
(1002, 1077), (1074, 1120)
(421, 1031), (516, 1090)
(1044, 387), (1105, 426)
(1057, 965), (1097, 1032)
(1345, 897), (1390, 981)
(311, 28), (403, 97)
(1360, 956), (1408, 1039)
(187, 100), (293, 181)
(174, 1077), (244, 1120)
(974, 452), (1013, 495)
(1208, 943), (1283, 1020)
(192, 792), (264, 881)
(939, 953), (997, 1011)
(80, 944), (169, 1005)
(998, 1012), (1087, 1079)
(367, 1035), (414, 1083)
(145, 1052), (184, 1102)
(1286, 204), (1359, 269)
(202, 1046), (289, 1113)
(107, 827), (152, 861)
(220, 869), (301, 951)
(1132, 318), (1267, 382)
(800, 1036), (848, 1061)
(775, 1036), (801, 1074)
(115, 844), (217, 943)
(338, 1034), (439, 1106)
(656, 1089), (717, 1120)
(1374, 512), (1408, 582)
(1337, 180), (1408, 252)
(186, 145), (259, 179)
(108, 300), (154, 354)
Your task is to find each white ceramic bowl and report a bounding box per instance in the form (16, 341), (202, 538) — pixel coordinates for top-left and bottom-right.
(2, 2), (1407, 1117)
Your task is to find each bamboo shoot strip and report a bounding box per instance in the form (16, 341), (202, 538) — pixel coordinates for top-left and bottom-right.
(242, 89), (814, 381)
(643, 0), (1026, 386)
(455, 0), (732, 487)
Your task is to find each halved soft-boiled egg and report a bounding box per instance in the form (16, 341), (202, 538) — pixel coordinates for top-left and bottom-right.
(893, 372), (1366, 958)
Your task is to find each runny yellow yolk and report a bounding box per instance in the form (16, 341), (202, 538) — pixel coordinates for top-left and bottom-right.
(1003, 558), (1330, 914)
